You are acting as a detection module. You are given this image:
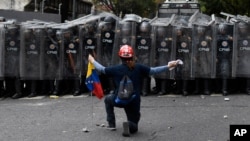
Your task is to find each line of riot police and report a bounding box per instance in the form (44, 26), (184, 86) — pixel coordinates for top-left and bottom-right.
(1, 11), (250, 99)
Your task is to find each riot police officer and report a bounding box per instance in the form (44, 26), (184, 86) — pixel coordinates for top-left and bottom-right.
(152, 26), (174, 95)
(174, 26), (192, 96)
(3, 25), (24, 99)
(54, 28), (81, 96)
(234, 22), (250, 95)
(135, 20), (152, 96)
(98, 16), (117, 94)
(193, 25), (212, 95)
(215, 23), (233, 96)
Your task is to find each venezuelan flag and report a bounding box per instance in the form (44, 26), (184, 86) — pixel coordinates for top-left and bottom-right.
(85, 62), (104, 99)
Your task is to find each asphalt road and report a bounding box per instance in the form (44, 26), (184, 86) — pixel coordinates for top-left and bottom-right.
(0, 93), (250, 141)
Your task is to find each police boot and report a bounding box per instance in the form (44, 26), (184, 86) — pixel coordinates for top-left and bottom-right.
(53, 80), (60, 96)
(12, 79), (23, 99)
(152, 78), (160, 94)
(73, 79), (81, 96)
(246, 79), (250, 95)
(174, 80), (182, 94)
(12, 93), (23, 99)
(182, 80), (188, 96)
(222, 79), (228, 96)
(158, 79), (167, 95)
(28, 80), (37, 98)
(142, 77), (150, 96)
(204, 79), (210, 95)
(193, 79), (200, 94)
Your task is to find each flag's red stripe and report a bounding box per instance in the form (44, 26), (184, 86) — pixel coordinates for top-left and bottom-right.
(93, 82), (104, 99)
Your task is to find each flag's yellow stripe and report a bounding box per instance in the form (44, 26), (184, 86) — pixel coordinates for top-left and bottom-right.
(86, 62), (95, 78)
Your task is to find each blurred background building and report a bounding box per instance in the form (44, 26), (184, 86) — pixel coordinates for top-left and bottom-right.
(0, 0), (93, 23)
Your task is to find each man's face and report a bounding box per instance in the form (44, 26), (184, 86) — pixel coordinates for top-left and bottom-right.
(122, 57), (134, 69)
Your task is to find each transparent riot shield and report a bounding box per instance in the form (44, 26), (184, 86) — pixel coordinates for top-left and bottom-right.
(97, 16), (118, 67)
(20, 26), (44, 80)
(112, 14), (141, 65)
(189, 12), (214, 26)
(135, 20), (152, 66)
(213, 23), (234, 78)
(232, 22), (250, 78)
(41, 28), (61, 80)
(192, 24), (214, 78)
(3, 24), (20, 78)
(0, 24), (5, 79)
(58, 27), (81, 79)
(151, 25), (174, 79)
(79, 20), (99, 75)
(172, 26), (193, 80)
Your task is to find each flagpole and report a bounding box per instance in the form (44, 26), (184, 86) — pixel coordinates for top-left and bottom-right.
(83, 91), (94, 133)
(91, 91), (94, 128)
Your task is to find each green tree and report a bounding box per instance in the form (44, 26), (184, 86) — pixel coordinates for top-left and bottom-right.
(198, 0), (250, 17)
(93, 0), (165, 18)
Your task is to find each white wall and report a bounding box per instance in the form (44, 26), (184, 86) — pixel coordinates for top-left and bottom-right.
(0, 0), (31, 11)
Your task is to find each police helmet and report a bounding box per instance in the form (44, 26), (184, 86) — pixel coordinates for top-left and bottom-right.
(238, 22), (248, 34)
(157, 26), (166, 37)
(218, 23), (227, 33)
(238, 22), (247, 29)
(175, 26), (183, 36)
(104, 16), (115, 24)
(56, 30), (62, 40)
(98, 22), (106, 31)
(197, 25), (205, 34)
(139, 21), (151, 33)
(24, 29), (32, 39)
(47, 28), (55, 37)
(121, 22), (132, 35)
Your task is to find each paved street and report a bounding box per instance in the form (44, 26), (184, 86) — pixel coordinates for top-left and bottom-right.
(0, 93), (250, 141)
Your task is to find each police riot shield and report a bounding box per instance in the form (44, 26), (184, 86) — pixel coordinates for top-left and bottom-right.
(79, 20), (99, 75)
(213, 23), (234, 78)
(112, 14), (141, 65)
(151, 24), (174, 79)
(172, 25), (193, 80)
(189, 12), (214, 26)
(0, 24), (5, 79)
(20, 25), (44, 80)
(57, 27), (81, 79)
(232, 22), (250, 78)
(2, 24), (20, 78)
(41, 28), (61, 80)
(135, 20), (152, 66)
(97, 15), (119, 67)
(192, 24), (214, 78)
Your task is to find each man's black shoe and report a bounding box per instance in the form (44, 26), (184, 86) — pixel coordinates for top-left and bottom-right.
(106, 122), (116, 131)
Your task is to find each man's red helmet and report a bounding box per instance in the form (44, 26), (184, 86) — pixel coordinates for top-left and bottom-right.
(118, 45), (134, 58)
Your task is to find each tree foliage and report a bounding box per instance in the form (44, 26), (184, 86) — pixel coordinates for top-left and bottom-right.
(92, 0), (165, 18)
(198, 0), (250, 17)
